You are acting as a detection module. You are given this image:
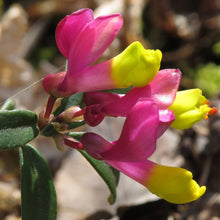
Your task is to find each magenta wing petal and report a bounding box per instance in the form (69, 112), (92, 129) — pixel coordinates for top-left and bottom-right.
(84, 92), (121, 106)
(55, 8), (94, 58)
(67, 13), (123, 72)
(158, 109), (175, 137)
(101, 86), (151, 117)
(150, 69), (182, 109)
(101, 99), (159, 162)
(81, 132), (113, 159)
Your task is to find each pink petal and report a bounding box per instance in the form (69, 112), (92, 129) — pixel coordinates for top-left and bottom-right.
(158, 109), (175, 137)
(101, 99), (159, 161)
(81, 132), (112, 159)
(84, 92), (122, 126)
(84, 92), (121, 106)
(102, 86), (151, 117)
(55, 8), (94, 58)
(106, 160), (206, 204)
(67, 60), (117, 93)
(84, 104), (105, 126)
(83, 69), (181, 117)
(67, 13), (123, 72)
(82, 100), (159, 162)
(42, 71), (67, 97)
(58, 60), (117, 95)
(150, 69), (182, 109)
(105, 159), (154, 185)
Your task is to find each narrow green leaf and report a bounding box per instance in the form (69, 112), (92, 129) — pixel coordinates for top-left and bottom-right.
(105, 86), (133, 94)
(68, 131), (86, 141)
(79, 150), (120, 204)
(0, 110), (39, 150)
(53, 93), (84, 116)
(67, 121), (85, 130)
(19, 144), (57, 220)
(1, 99), (16, 110)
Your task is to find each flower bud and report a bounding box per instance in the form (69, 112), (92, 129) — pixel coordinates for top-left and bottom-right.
(59, 106), (84, 123)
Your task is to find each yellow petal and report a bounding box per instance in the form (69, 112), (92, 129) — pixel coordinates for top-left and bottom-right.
(111, 41), (162, 88)
(169, 88), (214, 129)
(169, 89), (202, 115)
(171, 107), (211, 129)
(146, 164), (206, 204)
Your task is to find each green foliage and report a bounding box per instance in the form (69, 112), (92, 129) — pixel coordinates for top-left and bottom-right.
(0, 99), (16, 110)
(66, 121), (85, 130)
(68, 131), (86, 141)
(0, 109), (39, 150)
(53, 92), (84, 116)
(79, 150), (120, 204)
(19, 144), (57, 220)
(213, 41), (220, 56)
(41, 123), (58, 137)
(195, 63), (220, 97)
(69, 131), (120, 204)
(0, 91), (120, 213)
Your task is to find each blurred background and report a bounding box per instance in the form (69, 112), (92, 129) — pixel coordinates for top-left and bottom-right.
(0, 0), (220, 219)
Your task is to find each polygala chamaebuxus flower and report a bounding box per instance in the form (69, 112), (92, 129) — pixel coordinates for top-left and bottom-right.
(42, 8), (162, 118)
(81, 99), (206, 204)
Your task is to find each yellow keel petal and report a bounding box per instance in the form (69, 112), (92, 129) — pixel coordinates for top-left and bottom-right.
(111, 41), (162, 87)
(146, 164), (206, 204)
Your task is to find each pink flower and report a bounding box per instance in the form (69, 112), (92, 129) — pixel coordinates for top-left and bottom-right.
(43, 9), (162, 98)
(84, 68), (181, 136)
(81, 99), (206, 204)
(43, 8), (123, 97)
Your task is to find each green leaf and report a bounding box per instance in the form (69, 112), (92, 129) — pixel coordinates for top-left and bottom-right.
(68, 131), (86, 141)
(67, 121), (85, 130)
(19, 144), (57, 220)
(41, 124), (58, 137)
(53, 93), (84, 116)
(0, 110), (39, 150)
(105, 86), (133, 94)
(1, 99), (16, 110)
(79, 150), (120, 204)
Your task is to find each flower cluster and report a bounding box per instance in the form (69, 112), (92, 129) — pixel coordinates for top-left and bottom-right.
(42, 8), (217, 204)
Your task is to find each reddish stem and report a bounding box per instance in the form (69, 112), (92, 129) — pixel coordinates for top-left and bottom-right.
(64, 138), (83, 150)
(44, 95), (57, 119)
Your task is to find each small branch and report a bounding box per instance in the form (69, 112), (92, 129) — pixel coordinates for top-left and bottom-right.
(44, 95), (57, 119)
